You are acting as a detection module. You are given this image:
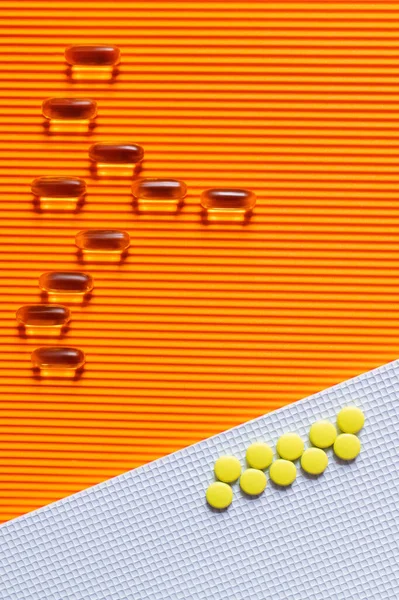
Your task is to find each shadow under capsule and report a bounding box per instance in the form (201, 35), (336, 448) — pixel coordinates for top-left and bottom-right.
(89, 161), (143, 179)
(32, 364), (84, 381)
(32, 194), (86, 213)
(40, 290), (93, 306)
(17, 322), (70, 339)
(200, 207), (254, 225)
(76, 248), (129, 265)
(65, 65), (120, 83)
(42, 119), (97, 135)
(132, 198), (185, 214)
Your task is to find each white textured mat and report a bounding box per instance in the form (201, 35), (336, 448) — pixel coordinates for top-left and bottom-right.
(0, 360), (398, 599)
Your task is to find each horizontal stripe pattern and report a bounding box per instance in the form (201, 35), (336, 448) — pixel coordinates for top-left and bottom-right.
(0, 0), (398, 522)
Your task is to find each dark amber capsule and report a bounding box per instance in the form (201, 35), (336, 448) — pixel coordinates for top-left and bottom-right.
(132, 178), (187, 212)
(89, 143), (144, 177)
(16, 304), (70, 336)
(39, 271), (94, 304)
(31, 176), (86, 210)
(32, 347), (85, 378)
(65, 45), (120, 66)
(42, 98), (97, 121)
(201, 188), (256, 223)
(75, 229), (130, 263)
(42, 98), (97, 132)
(65, 45), (120, 82)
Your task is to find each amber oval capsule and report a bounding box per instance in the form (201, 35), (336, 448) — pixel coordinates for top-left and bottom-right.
(89, 143), (144, 164)
(31, 177), (86, 199)
(65, 45), (120, 66)
(132, 178), (187, 201)
(32, 347), (85, 377)
(201, 188), (256, 211)
(39, 272), (94, 300)
(201, 188), (256, 223)
(76, 229), (130, 252)
(16, 305), (70, 327)
(42, 98), (97, 121)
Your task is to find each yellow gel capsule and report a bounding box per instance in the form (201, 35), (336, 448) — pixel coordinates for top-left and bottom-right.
(276, 433), (304, 461)
(269, 459), (297, 487)
(246, 442), (273, 470)
(334, 434), (361, 461)
(240, 469), (267, 496)
(309, 421), (337, 449)
(214, 455), (241, 483)
(206, 482), (233, 509)
(337, 407), (365, 434)
(301, 448), (328, 475)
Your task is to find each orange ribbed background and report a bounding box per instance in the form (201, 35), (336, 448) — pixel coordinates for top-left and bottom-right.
(1, 0), (398, 522)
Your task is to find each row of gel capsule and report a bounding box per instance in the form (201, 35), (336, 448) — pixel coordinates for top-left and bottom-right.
(25, 44), (256, 377)
(23, 47), (126, 377)
(23, 46), (139, 377)
(21, 46), (116, 378)
(206, 406), (365, 509)
(18, 272), (93, 378)
(39, 44), (256, 222)
(32, 164), (256, 223)
(20, 46), (122, 378)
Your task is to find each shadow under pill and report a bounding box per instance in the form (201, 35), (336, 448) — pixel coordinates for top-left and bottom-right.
(270, 481), (292, 492)
(240, 491), (265, 501)
(301, 469), (325, 481)
(332, 454), (358, 466)
(206, 502), (231, 514)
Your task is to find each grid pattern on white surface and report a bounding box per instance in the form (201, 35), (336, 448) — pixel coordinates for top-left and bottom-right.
(0, 360), (398, 599)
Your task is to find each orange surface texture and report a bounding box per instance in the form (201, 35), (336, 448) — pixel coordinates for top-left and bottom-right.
(1, 0), (399, 522)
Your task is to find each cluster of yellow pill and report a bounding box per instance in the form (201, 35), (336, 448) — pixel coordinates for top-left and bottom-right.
(206, 406), (365, 509)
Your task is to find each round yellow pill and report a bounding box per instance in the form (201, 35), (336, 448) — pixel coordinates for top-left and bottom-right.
(246, 442), (273, 470)
(334, 433), (361, 460)
(206, 482), (233, 509)
(269, 459), (297, 486)
(240, 469), (267, 496)
(301, 448), (328, 475)
(214, 455), (241, 483)
(309, 421), (337, 448)
(276, 433), (304, 461)
(337, 406), (365, 434)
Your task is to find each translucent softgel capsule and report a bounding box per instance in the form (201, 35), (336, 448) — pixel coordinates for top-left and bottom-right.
(31, 176), (86, 211)
(42, 98), (97, 133)
(16, 305), (70, 337)
(201, 188), (256, 223)
(32, 347), (85, 378)
(39, 271), (93, 304)
(89, 143), (144, 177)
(75, 229), (130, 263)
(132, 178), (187, 212)
(65, 45), (120, 81)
